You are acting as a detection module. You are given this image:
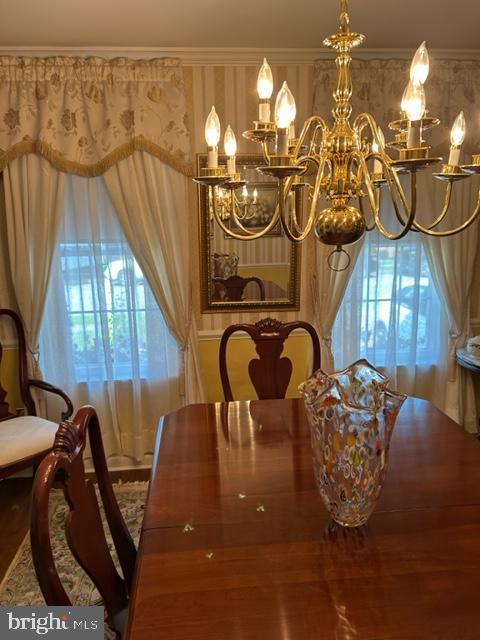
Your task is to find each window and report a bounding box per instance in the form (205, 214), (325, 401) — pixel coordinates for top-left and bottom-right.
(60, 241), (173, 382)
(41, 175), (179, 386)
(333, 230), (444, 369)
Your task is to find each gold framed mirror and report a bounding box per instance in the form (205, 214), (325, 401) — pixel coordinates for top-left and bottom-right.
(197, 154), (300, 312)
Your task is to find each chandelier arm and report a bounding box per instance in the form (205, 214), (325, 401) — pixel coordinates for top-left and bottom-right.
(355, 113), (416, 226)
(376, 170), (418, 240)
(309, 126), (326, 157)
(367, 149), (420, 232)
(354, 150), (380, 217)
(358, 192), (377, 232)
(260, 141), (271, 165)
(216, 188), (256, 235)
(411, 189), (480, 237)
(412, 181), (454, 231)
(278, 178), (305, 242)
(230, 192), (244, 221)
(285, 156), (321, 233)
(379, 161), (414, 228)
(359, 152), (417, 240)
(209, 185), (280, 240)
(278, 160), (326, 242)
(355, 113), (415, 224)
(353, 112), (385, 149)
(354, 152), (380, 231)
(295, 116), (328, 157)
(229, 191), (257, 229)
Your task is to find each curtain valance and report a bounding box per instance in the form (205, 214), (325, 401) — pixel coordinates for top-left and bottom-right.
(314, 58), (480, 155)
(0, 56), (192, 176)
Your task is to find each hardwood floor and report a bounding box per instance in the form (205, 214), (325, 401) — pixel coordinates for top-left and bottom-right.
(0, 468), (151, 585)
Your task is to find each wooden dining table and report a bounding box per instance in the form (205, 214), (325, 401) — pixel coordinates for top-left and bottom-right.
(125, 397), (480, 640)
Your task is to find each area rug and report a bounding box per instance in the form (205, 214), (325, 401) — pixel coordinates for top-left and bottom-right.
(0, 481), (148, 636)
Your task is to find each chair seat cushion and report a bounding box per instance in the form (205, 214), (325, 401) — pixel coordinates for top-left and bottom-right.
(0, 416), (58, 466)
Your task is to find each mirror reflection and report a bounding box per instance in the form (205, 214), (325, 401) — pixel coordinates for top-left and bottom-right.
(198, 154), (299, 311)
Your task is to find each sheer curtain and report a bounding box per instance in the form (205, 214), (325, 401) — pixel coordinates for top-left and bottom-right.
(333, 197), (449, 412)
(103, 152), (205, 404)
(312, 242), (364, 373)
(40, 174), (180, 461)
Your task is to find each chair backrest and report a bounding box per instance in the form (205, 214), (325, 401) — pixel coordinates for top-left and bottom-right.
(0, 308), (73, 425)
(219, 317), (321, 401)
(30, 406), (137, 632)
(213, 275), (266, 301)
(0, 308), (36, 419)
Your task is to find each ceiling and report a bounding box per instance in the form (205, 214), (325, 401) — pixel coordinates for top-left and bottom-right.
(1, 0), (479, 51)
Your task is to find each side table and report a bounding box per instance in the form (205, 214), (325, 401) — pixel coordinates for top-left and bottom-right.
(456, 347), (480, 433)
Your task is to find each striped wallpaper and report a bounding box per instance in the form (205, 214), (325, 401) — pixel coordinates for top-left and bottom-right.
(183, 63), (316, 332)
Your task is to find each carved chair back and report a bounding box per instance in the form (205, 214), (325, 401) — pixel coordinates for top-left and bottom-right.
(219, 318), (321, 401)
(0, 308), (73, 422)
(30, 407), (137, 634)
(213, 275), (266, 301)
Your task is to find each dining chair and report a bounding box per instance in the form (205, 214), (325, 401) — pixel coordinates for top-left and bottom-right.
(30, 406), (137, 636)
(213, 275), (266, 301)
(219, 317), (321, 401)
(0, 308), (73, 480)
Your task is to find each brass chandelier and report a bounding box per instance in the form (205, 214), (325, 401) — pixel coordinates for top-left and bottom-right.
(193, 0), (480, 268)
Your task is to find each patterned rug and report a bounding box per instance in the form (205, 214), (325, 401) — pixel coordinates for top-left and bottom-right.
(0, 481), (148, 637)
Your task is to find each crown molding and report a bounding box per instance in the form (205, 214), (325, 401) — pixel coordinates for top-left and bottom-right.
(1, 46), (480, 65)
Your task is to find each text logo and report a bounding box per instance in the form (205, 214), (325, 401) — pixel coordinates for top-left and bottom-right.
(0, 607), (104, 639)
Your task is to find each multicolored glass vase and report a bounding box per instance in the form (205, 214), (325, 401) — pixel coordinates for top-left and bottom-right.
(299, 359), (406, 527)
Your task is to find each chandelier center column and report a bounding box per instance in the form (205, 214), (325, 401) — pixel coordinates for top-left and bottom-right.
(333, 51), (353, 125)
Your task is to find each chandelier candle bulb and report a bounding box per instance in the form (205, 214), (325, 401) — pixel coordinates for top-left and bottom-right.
(403, 82), (426, 147)
(274, 81), (296, 156)
(275, 82), (296, 129)
(205, 106), (221, 169)
(257, 58), (274, 122)
(410, 41), (430, 85)
(224, 125), (237, 175)
(448, 111), (466, 166)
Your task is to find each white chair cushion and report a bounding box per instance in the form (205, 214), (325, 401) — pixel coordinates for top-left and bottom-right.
(0, 416), (58, 466)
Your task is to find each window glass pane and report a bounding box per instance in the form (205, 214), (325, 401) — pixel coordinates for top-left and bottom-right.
(333, 230), (444, 368)
(58, 241), (173, 382)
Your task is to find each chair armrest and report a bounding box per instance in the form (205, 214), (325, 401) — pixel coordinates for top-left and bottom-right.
(27, 379), (74, 420)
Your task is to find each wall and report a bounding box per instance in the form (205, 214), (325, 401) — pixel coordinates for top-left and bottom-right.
(183, 62), (318, 399)
(0, 56), (479, 410)
(199, 331), (314, 403)
(0, 346), (22, 412)
(183, 62), (317, 330)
